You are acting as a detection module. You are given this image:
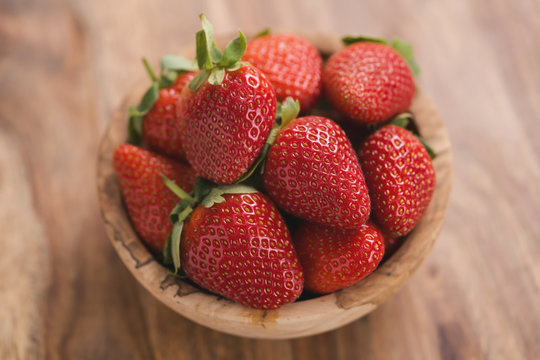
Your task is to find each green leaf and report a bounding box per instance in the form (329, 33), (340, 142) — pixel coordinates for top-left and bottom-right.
(188, 69), (210, 91)
(235, 129), (277, 184)
(200, 188), (227, 208)
(342, 35), (387, 46)
(159, 70), (177, 88)
(177, 205), (194, 222)
(193, 177), (215, 202)
(275, 103), (282, 123)
(265, 125), (282, 148)
(160, 55), (197, 72)
(196, 30), (211, 70)
(200, 14), (223, 65)
(389, 112), (413, 128)
(201, 184), (258, 208)
(280, 97), (300, 128)
(235, 156), (263, 184)
(391, 38), (413, 59)
(391, 38), (420, 76)
(236, 97), (288, 184)
(160, 174), (195, 202)
(169, 198), (194, 223)
(208, 67), (225, 85)
(254, 28), (270, 38)
(127, 114), (143, 144)
(388, 112), (435, 159)
(219, 184), (259, 194)
(226, 62), (244, 72)
(170, 221), (184, 273)
(138, 82), (160, 113)
(128, 107), (143, 117)
(127, 82), (159, 144)
(220, 31), (247, 67)
(162, 233), (173, 265)
(142, 58), (158, 82)
(415, 134), (437, 159)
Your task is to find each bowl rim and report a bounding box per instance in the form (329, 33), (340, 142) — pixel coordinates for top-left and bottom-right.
(96, 34), (453, 339)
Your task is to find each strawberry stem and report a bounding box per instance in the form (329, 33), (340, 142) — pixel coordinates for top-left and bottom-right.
(160, 174), (196, 203)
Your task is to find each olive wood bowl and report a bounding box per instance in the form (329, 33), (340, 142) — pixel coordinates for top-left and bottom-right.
(97, 33), (452, 339)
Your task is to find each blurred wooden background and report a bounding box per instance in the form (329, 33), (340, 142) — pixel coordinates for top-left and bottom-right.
(1, 0), (539, 359)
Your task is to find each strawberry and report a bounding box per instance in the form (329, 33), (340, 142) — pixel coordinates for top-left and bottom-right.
(382, 230), (404, 260)
(243, 33), (323, 111)
(263, 115), (371, 228)
(128, 56), (197, 160)
(323, 38), (417, 124)
(176, 185), (304, 310)
(142, 71), (197, 159)
(181, 16), (277, 184)
(113, 144), (197, 253)
(182, 66), (276, 184)
(294, 221), (385, 294)
(358, 124), (436, 237)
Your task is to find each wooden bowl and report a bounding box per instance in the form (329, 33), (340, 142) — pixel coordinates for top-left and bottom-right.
(96, 34), (452, 339)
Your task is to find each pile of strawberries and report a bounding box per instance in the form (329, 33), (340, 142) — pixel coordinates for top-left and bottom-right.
(113, 15), (436, 310)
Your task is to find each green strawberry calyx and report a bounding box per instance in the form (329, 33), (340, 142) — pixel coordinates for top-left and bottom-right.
(201, 184), (258, 208)
(235, 97), (300, 183)
(161, 175), (259, 273)
(387, 113), (437, 159)
(189, 14), (248, 91)
(253, 28), (271, 38)
(128, 56), (197, 144)
(341, 35), (420, 76)
(342, 35), (387, 46)
(388, 112), (414, 129)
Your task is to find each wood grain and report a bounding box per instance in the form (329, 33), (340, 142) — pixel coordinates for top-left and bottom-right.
(1, 0), (539, 358)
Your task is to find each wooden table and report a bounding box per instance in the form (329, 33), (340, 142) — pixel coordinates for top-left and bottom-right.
(1, 0), (539, 358)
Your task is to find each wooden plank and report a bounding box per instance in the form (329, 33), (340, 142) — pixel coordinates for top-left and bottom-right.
(0, 0), (539, 358)
(0, 132), (49, 359)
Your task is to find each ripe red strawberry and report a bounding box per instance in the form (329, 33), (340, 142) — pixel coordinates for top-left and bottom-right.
(182, 65), (276, 184)
(181, 16), (277, 184)
(263, 115), (371, 228)
(180, 189), (304, 310)
(143, 71), (197, 159)
(294, 221), (385, 294)
(323, 41), (415, 124)
(243, 33), (323, 111)
(382, 230), (404, 260)
(113, 144), (197, 253)
(358, 125), (436, 236)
